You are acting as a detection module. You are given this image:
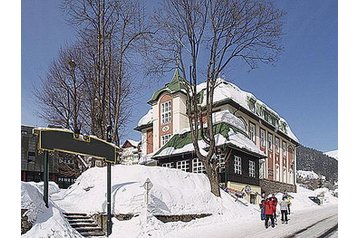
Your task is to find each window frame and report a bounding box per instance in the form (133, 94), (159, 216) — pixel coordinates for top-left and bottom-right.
(275, 137), (280, 154)
(161, 101), (172, 124)
(282, 141), (287, 157)
(162, 162), (174, 168)
(249, 160), (255, 177)
(192, 158), (205, 173)
(161, 134), (172, 146)
(176, 160), (189, 172)
(260, 128), (266, 147)
(234, 156), (242, 175)
(249, 122), (256, 143)
(268, 133), (273, 151)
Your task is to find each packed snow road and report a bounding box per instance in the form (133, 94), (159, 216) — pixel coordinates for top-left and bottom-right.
(168, 204), (338, 238)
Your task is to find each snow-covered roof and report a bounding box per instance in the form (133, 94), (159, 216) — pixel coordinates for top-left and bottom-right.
(153, 111), (266, 159)
(137, 108), (153, 128)
(122, 139), (140, 148)
(197, 78), (299, 143)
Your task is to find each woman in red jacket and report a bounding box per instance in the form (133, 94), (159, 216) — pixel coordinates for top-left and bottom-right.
(264, 197), (276, 228)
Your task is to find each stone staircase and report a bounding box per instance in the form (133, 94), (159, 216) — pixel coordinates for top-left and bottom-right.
(64, 212), (105, 237)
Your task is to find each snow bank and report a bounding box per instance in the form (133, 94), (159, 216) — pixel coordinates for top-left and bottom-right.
(27, 181), (60, 196)
(55, 165), (256, 218)
(21, 182), (81, 238)
(273, 185), (338, 212)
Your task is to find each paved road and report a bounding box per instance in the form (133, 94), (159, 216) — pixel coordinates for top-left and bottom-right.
(284, 213), (338, 238)
(169, 204), (338, 238)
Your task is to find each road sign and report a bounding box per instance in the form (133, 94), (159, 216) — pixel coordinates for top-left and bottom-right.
(34, 128), (119, 163)
(143, 178), (153, 191)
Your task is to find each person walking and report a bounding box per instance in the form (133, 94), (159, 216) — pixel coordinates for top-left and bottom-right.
(264, 197), (275, 228)
(259, 199), (266, 221)
(279, 197), (289, 224)
(287, 196), (292, 214)
(272, 194), (278, 224)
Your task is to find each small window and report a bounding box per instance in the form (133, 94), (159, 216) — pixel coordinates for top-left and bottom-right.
(260, 128), (266, 147)
(275, 164), (280, 182)
(161, 101), (172, 124)
(249, 122), (256, 143)
(275, 137), (280, 154)
(162, 162), (174, 168)
(249, 160), (255, 177)
(218, 152), (226, 173)
(268, 133), (273, 151)
(27, 151), (36, 162)
(176, 160), (189, 172)
(161, 134), (172, 146)
(282, 141), (287, 157)
(234, 156), (242, 175)
(192, 158), (205, 173)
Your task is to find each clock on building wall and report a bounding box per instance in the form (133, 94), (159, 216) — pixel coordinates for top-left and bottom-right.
(162, 125), (170, 132)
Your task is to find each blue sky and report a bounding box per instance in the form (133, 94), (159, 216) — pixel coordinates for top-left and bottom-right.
(21, 0), (338, 152)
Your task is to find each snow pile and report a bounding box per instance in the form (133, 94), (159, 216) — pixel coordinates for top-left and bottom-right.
(27, 181), (60, 196)
(314, 187), (338, 205)
(274, 185), (338, 212)
(21, 182), (81, 238)
(55, 165), (255, 218)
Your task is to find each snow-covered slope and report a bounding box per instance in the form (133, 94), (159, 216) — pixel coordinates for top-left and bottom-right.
(324, 150), (338, 160)
(21, 182), (81, 238)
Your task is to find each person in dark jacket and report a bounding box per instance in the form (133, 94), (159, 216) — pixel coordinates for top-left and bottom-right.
(264, 197), (275, 228)
(272, 194), (278, 223)
(259, 199), (266, 220)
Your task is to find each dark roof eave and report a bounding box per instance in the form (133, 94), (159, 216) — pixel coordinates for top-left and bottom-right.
(226, 143), (267, 159)
(134, 123), (153, 132)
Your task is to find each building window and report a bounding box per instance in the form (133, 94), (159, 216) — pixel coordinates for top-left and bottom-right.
(275, 164), (280, 181)
(249, 122), (256, 143)
(249, 160), (255, 177)
(283, 167), (287, 183)
(161, 101), (172, 124)
(161, 134), (172, 146)
(162, 162), (174, 168)
(275, 137), (280, 154)
(218, 152), (226, 173)
(260, 128), (266, 147)
(282, 141), (287, 157)
(192, 158), (205, 173)
(27, 151), (36, 162)
(268, 133), (273, 151)
(289, 169), (294, 184)
(176, 160), (189, 172)
(234, 156), (242, 175)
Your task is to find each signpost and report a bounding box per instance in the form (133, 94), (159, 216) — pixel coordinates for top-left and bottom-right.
(33, 127), (119, 236)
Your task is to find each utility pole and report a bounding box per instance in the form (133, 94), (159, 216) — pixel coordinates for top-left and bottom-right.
(106, 125), (113, 236)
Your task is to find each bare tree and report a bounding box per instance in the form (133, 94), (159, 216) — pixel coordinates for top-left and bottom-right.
(36, 45), (85, 131)
(61, 0), (149, 144)
(147, 0), (285, 196)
